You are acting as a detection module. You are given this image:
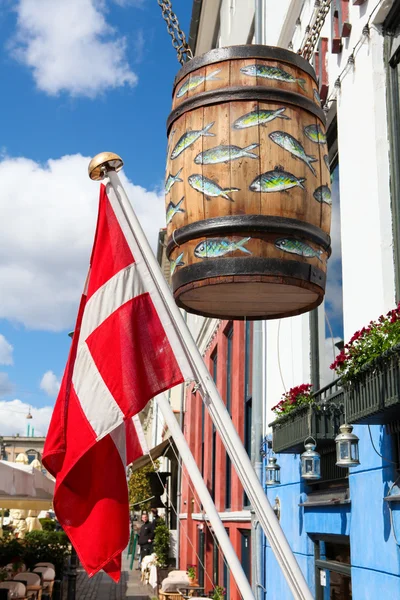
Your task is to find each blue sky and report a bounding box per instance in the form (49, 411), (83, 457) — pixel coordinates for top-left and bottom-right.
(0, 0), (192, 435)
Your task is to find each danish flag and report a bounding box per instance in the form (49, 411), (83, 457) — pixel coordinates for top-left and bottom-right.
(43, 183), (192, 581)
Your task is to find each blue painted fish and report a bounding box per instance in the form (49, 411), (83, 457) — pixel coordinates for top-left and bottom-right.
(275, 238), (323, 262)
(232, 107), (290, 129)
(304, 124), (327, 144)
(269, 131), (318, 176)
(188, 174), (239, 202)
(176, 69), (222, 98)
(194, 238), (252, 258)
(249, 168), (306, 192)
(313, 185), (332, 205)
(323, 155), (330, 170)
(170, 122), (215, 159)
(313, 88), (321, 104)
(166, 197), (185, 225)
(194, 143), (259, 165)
(170, 252), (185, 275)
(165, 168), (183, 193)
(240, 64), (306, 91)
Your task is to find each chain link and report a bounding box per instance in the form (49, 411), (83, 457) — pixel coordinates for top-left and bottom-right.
(299, 0), (332, 61)
(157, 0), (193, 65)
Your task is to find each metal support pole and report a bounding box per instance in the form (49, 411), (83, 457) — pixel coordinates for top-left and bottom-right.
(106, 167), (313, 600)
(67, 546), (78, 600)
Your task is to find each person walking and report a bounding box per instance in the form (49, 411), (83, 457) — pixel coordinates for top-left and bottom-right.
(138, 511), (154, 564)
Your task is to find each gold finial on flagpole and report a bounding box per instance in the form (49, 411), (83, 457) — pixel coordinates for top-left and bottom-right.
(88, 152), (124, 181)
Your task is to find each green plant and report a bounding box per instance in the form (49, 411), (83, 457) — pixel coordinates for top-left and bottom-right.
(39, 518), (56, 532)
(153, 519), (169, 567)
(187, 564), (196, 580)
(212, 586), (226, 600)
(0, 538), (23, 567)
(128, 459), (160, 511)
(272, 384), (313, 416)
(331, 304), (400, 381)
(0, 568), (8, 582)
(23, 531), (70, 578)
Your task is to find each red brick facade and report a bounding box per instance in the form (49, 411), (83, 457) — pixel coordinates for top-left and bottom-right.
(179, 320), (252, 598)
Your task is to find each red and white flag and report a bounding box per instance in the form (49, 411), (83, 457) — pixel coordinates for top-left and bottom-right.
(43, 183), (192, 581)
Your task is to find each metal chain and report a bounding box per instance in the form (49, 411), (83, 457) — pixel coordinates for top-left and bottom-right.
(157, 0), (193, 65)
(300, 0), (332, 61)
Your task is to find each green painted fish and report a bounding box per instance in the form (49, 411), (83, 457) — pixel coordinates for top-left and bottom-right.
(249, 168), (306, 193)
(165, 168), (183, 193)
(170, 122), (215, 159)
(304, 124), (327, 144)
(240, 64), (306, 91)
(194, 143), (259, 165)
(176, 69), (222, 98)
(166, 197), (185, 225)
(323, 155), (330, 170)
(269, 131), (318, 176)
(188, 174), (239, 202)
(275, 238), (323, 262)
(170, 252), (185, 275)
(232, 107), (290, 130)
(194, 237), (252, 258)
(313, 88), (321, 104)
(313, 185), (332, 205)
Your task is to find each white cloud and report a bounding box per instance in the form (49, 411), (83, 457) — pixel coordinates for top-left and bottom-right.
(0, 153), (165, 331)
(0, 399), (53, 436)
(40, 371), (61, 397)
(10, 0), (137, 97)
(0, 335), (13, 365)
(0, 373), (13, 396)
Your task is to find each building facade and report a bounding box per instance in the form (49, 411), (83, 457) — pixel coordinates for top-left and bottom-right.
(187, 0), (400, 599)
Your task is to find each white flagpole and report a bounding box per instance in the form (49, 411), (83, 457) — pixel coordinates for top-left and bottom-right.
(94, 159), (312, 600)
(156, 393), (255, 600)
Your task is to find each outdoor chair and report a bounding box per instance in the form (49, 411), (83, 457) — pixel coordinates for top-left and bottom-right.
(33, 564), (54, 572)
(0, 581), (28, 599)
(14, 573), (42, 600)
(32, 568), (54, 599)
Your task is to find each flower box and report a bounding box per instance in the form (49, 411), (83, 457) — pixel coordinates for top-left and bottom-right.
(344, 345), (400, 425)
(271, 380), (345, 454)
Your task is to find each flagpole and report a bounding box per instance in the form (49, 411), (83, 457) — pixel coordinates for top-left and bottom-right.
(89, 154), (313, 600)
(156, 393), (255, 600)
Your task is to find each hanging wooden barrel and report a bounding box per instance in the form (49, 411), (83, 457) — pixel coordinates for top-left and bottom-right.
(165, 45), (331, 320)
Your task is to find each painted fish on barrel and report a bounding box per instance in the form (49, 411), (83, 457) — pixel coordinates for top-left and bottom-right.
(313, 185), (332, 205)
(313, 88), (322, 104)
(304, 124), (327, 144)
(194, 238), (252, 258)
(194, 143), (259, 165)
(249, 168), (306, 193)
(165, 168), (183, 193)
(170, 252), (185, 275)
(166, 197), (185, 225)
(323, 155), (330, 170)
(188, 174), (239, 202)
(170, 122), (215, 159)
(176, 69), (222, 98)
(240, 64), (307, 91)
(275, 238), (323, 262)
(269, 131), (318, 176)
(232, 107), (290, 130)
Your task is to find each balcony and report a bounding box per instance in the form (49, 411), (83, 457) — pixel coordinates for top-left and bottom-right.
(344, 346), (400, 426)
(271, 380), (345, 454)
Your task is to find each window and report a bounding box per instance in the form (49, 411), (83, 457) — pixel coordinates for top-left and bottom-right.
(211, 351), (218, 500)
(385, 8), (400, 297)
(213, 537), (219, 586)
(244, 321), (253, 507)
(313, 535), (352, 600)
(223, 528), (230, 598)
(240, 530), (251, 583)
(198, 528), (205, 588)
(225, 326), (233, 509)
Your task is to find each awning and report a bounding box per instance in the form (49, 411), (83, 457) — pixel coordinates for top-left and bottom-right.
(129, 438), (177, 472)
(0, 461), (54, 511)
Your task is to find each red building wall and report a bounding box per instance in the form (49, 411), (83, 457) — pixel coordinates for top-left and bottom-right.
(179, 320), (252, 599)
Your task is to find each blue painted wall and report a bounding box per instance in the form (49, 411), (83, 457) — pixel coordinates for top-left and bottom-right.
(263, 425), (400, 599)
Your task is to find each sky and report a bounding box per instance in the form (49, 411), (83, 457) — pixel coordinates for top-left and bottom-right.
(0, 0), (192, 436)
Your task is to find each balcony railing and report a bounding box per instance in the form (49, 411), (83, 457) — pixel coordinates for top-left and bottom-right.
(271, 379), (345, 454)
